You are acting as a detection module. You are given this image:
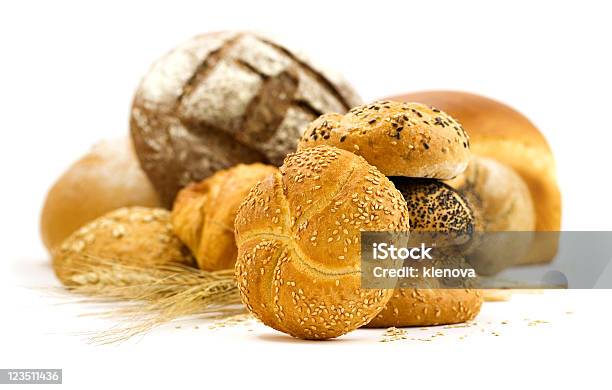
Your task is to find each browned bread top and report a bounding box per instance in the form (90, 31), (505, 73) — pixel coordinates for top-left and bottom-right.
(40, 137), (160, 252)
(390, 91), (561, 264)
(298, 100), (471, 179)
(388, 91), (560, 232)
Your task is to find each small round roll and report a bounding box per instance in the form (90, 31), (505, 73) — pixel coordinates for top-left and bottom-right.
(53, 207), (194, 286)
(235, 146), (410, 339)
(40, 137), (161, 252)
(298, 100), (471, 179)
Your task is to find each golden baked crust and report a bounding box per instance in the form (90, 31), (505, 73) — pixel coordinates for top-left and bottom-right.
(389, 91), (561, 263)
(171, 163), (277, 270)
(367, 288), (482, 327)
(298, 100), (471, 179)
(234, 146), (410, 339)
(365, 179), (482, 328)
(40, 137), (160, 252)
(53, 207), (194, 286)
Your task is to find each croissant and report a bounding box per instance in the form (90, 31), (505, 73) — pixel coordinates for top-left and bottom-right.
(171, 163), (277, 271)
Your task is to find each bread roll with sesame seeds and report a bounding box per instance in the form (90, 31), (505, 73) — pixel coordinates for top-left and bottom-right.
(171, 163), (277, 271)
(366, 179), (482, 328)
(234, 146), (410, 340)
(53, 207), (194, 286)
(367, 288), (483, 327)
(388, 91), (561, 264)
(40, 137), (161, 252)
(131, 31), (362, 207)
(297, 100), (471, 179)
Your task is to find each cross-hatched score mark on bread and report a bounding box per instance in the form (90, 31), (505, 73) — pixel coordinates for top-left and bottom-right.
(131, 32), (362, 206)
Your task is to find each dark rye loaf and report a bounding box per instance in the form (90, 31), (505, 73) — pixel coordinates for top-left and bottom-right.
(131, 31), (362, 206)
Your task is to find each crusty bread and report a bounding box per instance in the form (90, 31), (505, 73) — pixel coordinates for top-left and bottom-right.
(446, 156), (536, 275)
(171, 163), (277, 271)
(131, 31), (362, 206)
(445, 156), (535, 232)
(365, 179), (482, 328)
(53, 207), (194, 286)
(234, 146), (410, 339)
(388, 91), (561, 264)
(40, 137), (160, 252)
(298, 100), (471, 179)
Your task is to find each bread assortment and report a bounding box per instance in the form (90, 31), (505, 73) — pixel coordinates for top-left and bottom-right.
(297, 100), (483, 328)
(40, 137), (160, 251)
(389, 91), (561, 264)
(131, 31), (362, 206)
(234, 146), (410, 339)
(171, 163), (277, 271)
(366, 179), (483, 327)
(40, 31), (563, 341)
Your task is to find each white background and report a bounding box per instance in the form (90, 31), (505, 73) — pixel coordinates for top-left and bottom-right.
(1, 0), (611, 388)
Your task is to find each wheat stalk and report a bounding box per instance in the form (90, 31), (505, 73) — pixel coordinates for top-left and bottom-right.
(57, 254), (246, 344)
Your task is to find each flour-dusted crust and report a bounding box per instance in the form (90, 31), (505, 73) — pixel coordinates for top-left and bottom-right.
(131, 32), (362, 206)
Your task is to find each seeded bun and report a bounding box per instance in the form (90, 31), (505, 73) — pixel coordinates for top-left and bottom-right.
(367, 288), (483, 327)
(388, 91), (561, 264)
(131, 31), (361, 206)
(297, 100), (471, 179)
(234, 146), (410, 339)
(171, 163), (277, 271)
(41, 137), (161, 252)
(53, 207), (194, 286)
(366, 179), (482, 328)
(392, 178), (475, 236)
